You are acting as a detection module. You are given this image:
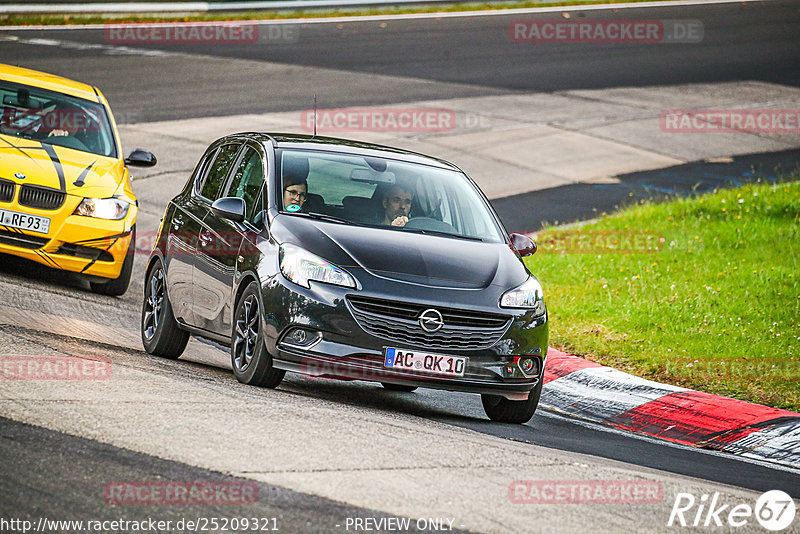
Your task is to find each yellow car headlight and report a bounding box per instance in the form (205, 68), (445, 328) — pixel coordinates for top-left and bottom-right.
(74, 197), (130, 220)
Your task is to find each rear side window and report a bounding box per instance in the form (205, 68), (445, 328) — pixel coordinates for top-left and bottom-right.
(200, 143), (240, 201)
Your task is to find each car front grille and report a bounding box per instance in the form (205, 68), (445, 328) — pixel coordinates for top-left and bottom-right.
(18, 185), (66, 210)
(0, 228), (49, 249)
(0, 179), (14, 203)
(347, 295), (511, 350)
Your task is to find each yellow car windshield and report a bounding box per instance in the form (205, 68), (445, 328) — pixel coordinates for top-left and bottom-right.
(0, 80), (117, 158)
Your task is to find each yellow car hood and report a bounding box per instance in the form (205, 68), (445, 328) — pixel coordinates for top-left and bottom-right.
(1, 134), (125, 198)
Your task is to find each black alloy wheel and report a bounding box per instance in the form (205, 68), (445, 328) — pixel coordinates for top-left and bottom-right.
(141, 258), (189, 358)
(231, 281), (285, 388)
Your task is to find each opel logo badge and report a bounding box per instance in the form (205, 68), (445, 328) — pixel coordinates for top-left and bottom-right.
(14, 172), (26, 180)
(419, 308), (444, 333)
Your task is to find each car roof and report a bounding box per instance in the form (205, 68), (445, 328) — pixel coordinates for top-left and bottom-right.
(228, 132), (461, 171)
(0, 63), (101, 103)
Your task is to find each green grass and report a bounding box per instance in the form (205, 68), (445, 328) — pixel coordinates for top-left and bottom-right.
(526, 179), (800, 411)
(1, 0), (681, 26)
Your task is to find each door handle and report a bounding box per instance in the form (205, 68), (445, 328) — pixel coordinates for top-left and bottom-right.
(199, 232), (212, 247)
(172, 215), (185, 230)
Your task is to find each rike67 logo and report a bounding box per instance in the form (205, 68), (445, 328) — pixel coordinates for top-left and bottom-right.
(668, 490), (796, 531)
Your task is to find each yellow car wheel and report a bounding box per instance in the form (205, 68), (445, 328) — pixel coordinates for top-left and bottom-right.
(89, 227), (135, 296)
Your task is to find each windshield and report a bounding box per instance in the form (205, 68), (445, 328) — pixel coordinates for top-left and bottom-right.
(0, 80), (117, 158)
(277, 148), (505, 243)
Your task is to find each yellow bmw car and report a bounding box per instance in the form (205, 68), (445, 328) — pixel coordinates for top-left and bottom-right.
(0, 63), (156, 295)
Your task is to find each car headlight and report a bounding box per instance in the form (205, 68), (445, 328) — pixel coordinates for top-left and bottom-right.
(74, 197), (130, 220)
(500, 277), (545, 315)
(279, 243), (356, 289)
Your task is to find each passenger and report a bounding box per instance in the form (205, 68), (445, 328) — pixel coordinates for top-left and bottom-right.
(283, 175), (307, 212)
(380, 184), (414, 227)
(282, 155), (309, 212)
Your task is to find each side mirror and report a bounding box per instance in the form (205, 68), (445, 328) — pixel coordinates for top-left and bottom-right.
(211, 197), (246, 224)
(125, 149), (157, 168)
(510, 232), (537, 257)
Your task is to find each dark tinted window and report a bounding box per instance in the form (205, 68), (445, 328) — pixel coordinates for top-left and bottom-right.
(225, 147), (265, 223)
(200, 143), (240, 201)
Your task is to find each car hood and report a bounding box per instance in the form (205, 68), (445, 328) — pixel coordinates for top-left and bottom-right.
(273, 215), (529, 290)
(0, 134), (123, 198)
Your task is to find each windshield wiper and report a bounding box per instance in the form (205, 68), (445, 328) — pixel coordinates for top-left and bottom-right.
(400, 227), (485, 241)
(296, 211), (368, 227)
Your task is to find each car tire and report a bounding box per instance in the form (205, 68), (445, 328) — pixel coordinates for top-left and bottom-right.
(231, 281), (285, 388)
(381, 383), (418, 392)
(141, 258), (189, 359)
(90, 228), (135, 296)
(481, 378), (543, 424)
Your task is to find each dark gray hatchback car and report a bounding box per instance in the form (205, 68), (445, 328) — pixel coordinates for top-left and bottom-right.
(141, 133), (548, 423)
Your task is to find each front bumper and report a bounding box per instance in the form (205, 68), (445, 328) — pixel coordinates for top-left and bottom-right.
(0, 194), (136, 279)
(263, 276), (549, 400)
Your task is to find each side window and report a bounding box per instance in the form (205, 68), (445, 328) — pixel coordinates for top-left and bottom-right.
(190, 147), (218, 194)
(200, 143), (240, 201)
(225, 147), (266, 223)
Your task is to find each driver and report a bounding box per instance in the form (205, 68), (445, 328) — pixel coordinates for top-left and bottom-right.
(42, 102), (79, 138)
(381, 184), (413, 227)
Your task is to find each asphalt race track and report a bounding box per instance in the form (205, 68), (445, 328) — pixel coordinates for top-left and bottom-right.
(3, 1), (799, 121)
(1, 1), (800, 532)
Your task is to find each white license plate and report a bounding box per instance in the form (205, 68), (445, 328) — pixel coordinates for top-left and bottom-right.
(0, 209), (50, 234)
(384, 347), (467, 378)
